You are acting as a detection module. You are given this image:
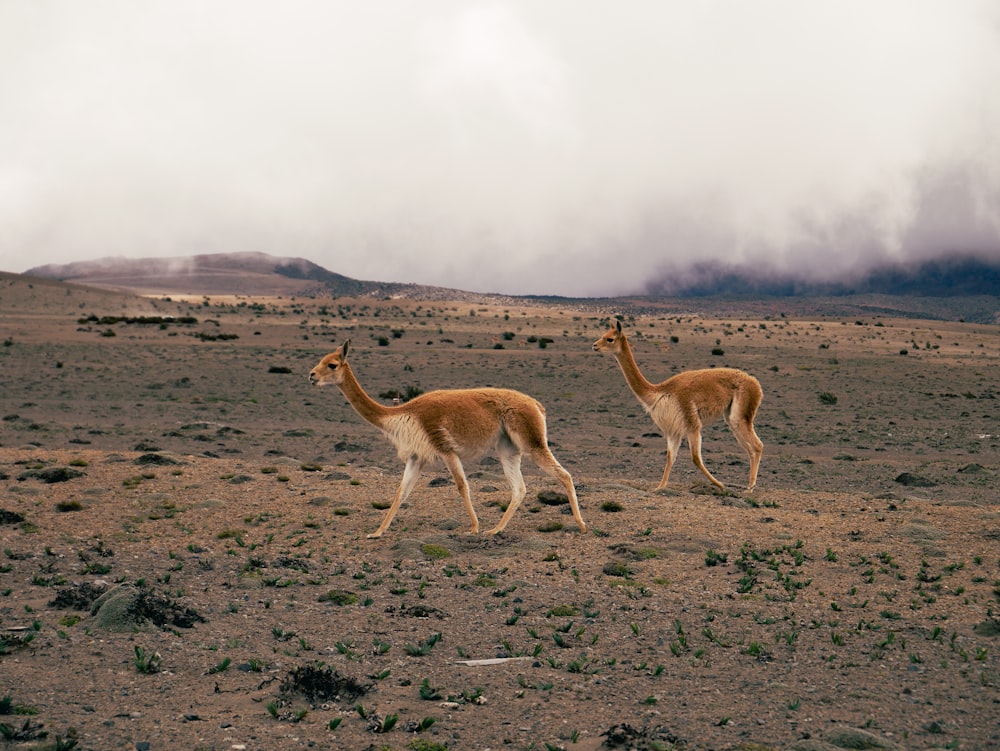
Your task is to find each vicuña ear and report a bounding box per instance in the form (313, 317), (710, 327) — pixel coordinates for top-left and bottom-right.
(342, 340), (351, 359)
(616, 320), (623, 334)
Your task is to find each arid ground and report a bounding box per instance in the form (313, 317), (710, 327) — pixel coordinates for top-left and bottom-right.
(1, 274), (998, 751)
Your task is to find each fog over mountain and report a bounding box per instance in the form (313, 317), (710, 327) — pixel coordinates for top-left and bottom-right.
(2, 2), (999, 297)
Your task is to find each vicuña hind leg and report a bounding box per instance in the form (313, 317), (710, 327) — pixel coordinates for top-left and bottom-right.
(730, 424), (763, 491)
(531, 448), (586, 532)
(369, 456), (425, 539)
(727, 399), (764, 492)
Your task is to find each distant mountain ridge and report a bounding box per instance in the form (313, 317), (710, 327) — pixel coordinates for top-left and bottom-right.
(23, 251), (1000, 322)
(648, 255), (1000, 298)
(25, 252), (373, 297)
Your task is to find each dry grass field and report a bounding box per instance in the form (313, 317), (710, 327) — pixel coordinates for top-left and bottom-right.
(1, 273), (998, 751)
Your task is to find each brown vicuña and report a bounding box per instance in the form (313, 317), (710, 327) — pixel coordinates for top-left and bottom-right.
(593, 320), (763, 492)
(309, 340), (586, 538)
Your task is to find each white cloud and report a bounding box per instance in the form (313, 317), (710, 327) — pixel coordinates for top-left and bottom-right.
(1, 0), (998, 295)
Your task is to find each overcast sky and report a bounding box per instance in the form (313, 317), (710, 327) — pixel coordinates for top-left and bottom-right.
(2, 1), (999, 296)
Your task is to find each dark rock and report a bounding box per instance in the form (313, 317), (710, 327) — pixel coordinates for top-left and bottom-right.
(894, 472), (937, 487)
(17, 467), (85, 483)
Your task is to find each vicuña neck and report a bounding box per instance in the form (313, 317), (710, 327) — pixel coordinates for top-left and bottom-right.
(337, 363), (392, 427)
(614, 335), (657, 405)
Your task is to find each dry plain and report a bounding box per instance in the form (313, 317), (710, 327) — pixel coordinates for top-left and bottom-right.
(1, 274), (998, 751)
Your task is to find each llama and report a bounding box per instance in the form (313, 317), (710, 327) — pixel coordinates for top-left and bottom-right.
(593, 320), (763, 491)
(309, 340), (586, 538)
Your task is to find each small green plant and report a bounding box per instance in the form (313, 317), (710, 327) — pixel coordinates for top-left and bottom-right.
(405, 632), (442, 656)
(376, 713), (399, 732)
(419, 678), (442, 700)
(705, 549), (728, 566)
(421, 544), (450, 560)
(134, 645), (162, 674)
(207, 657), (231, 674)
(547, 604), (579, 617)
(602, 561), (631, 578)
(321, 590), (358, 606)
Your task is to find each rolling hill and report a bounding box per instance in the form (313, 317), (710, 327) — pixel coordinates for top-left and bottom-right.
(21, 251), (1000, 323)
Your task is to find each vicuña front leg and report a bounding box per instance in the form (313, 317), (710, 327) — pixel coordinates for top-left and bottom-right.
(653, 436), (681, 492)
(441, 452), (480, 534)
(688, 430), (725, 489)
(368, 456), (425, 539)
(488, 449), (528, 534)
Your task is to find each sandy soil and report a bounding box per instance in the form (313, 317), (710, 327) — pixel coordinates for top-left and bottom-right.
(1, 276), (998, 751)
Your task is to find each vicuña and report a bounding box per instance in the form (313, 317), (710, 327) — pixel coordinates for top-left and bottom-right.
(593, 320), (763, 492)
(309, 340), (586, 538)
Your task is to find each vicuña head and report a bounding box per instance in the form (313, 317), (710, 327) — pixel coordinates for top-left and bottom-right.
(593, 320), (763, 492)
(309, 340), (586, 539)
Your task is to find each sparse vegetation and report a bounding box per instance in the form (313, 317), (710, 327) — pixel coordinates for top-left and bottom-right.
(0, 288), (996, 749)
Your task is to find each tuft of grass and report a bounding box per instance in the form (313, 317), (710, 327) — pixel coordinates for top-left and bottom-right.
(405, 632), (442, 657)
(705, 549), (728, 566)
(602, 560), (632, 578)
(419, 678), (442, 700)
(319, 589), (358, 607)
(547, 604), (579, 618)
(207, 657), (231, 674)
(134, 645), (162, 674)
(421, 544), (450, 560)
